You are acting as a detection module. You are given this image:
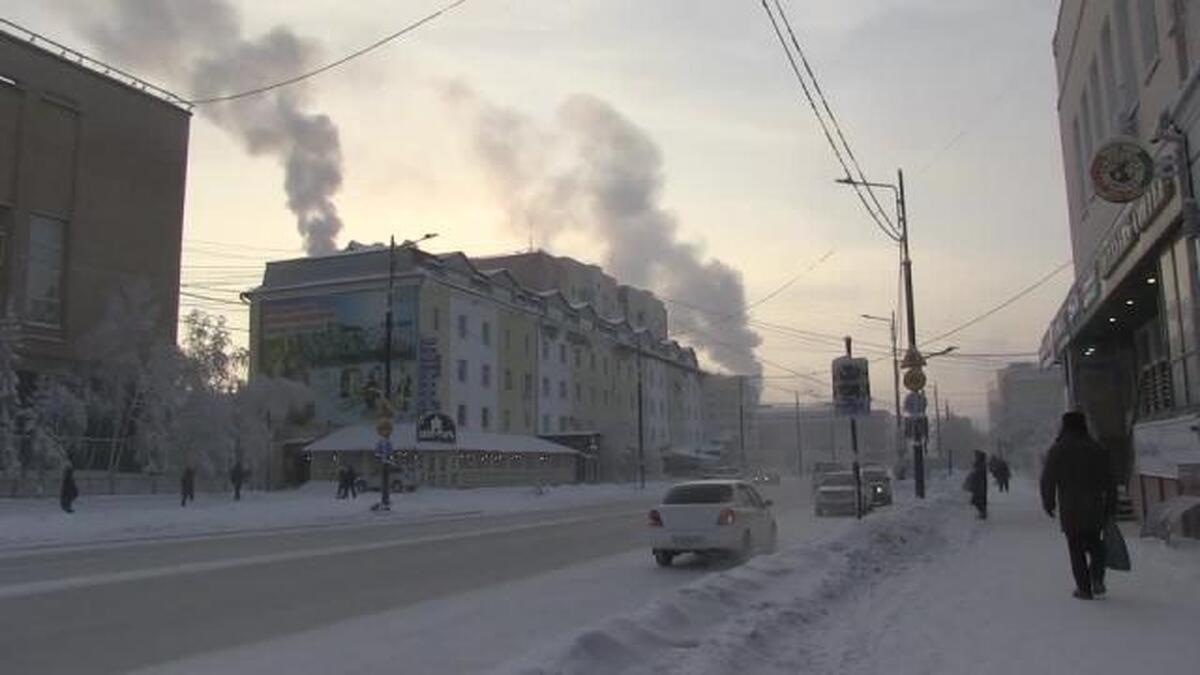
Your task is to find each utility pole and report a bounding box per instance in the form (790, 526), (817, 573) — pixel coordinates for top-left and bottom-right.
(738, 375), (747, 469)
(896, 169), (927, 499)
(636, 331), (645, 489)
(845, 336), (863, 520)
(934, 383), (942, 474)
(945, 398), (953, 476)
(380, 236), (396, 510)
(794, 390), (803, 476)
(889, 311), (901, 473)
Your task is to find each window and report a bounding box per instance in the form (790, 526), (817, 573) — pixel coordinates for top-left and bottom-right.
(558, 416), (567, 432)
(504, 369), (513, 391)
(574, 348), (581, 367)
(559, 380), (567, 399)
(1115, 1), (1139, 108)
(502, 409), (511, 432)
(457, 404), (468, 428)
(1089, 60), (1106, 139)
(26, 215), (66, 326)
(1072, 118), (1087, 210)
(523, 373), (533, 400)
(457, 359), (468, 383)
(590, 351), (596, 370)
(504, 327), (510, 352)
(590, 386), (596, 404)
(458, 315), (468, 339)
(542, 414), (551, 433)
(1100, 21), (1119, 122)
(542, 376), (550, 398)
(575, 383), (582, 402)
(602, 356), (608, 375)
(524, 333), (531, 356)
(559, 344), (567, 364)
(481, 364), (491, 388)
(542, 338), (550, 360)
(482, 321), (491, 346)
(433, 307), (441, 332)
(1138, 0), (1160, 69)
(481, 406), (491, 430)
(524, 410), (531, 430)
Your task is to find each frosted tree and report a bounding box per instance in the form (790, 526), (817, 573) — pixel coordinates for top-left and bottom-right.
(24, 375), (87, 492)
(0, 318), (22, 485)
(234, 375), (314, 488)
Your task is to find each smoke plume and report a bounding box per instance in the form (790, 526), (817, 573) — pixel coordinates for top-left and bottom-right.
(446, 84), (762, 375)
(78, 0), (344, 255)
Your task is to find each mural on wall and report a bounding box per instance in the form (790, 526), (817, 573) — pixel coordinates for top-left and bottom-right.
(259, 287), (421, 424)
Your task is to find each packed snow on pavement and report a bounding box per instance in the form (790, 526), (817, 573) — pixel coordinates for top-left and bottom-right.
(0, 480), (669, 552)
(499, 478), (1200, 675)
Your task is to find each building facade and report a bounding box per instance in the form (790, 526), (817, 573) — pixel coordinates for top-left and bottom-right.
(1042, 2), (1200, 524)
(0, 24), (190, 373)
(247, 247), (705, 483)
(756, 403), (896, 473)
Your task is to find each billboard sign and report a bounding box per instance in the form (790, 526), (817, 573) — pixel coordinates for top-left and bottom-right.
(832, 356), (871, 416)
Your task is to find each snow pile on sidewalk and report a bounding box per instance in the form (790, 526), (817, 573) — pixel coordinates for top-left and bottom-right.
(502, 490), (965, 675)
(0, 480), (667, 552)
(503, 479), (1200, 675)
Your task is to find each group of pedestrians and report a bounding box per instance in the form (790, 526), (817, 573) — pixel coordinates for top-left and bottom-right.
(961, 411), (1122, 601)
(58, 462), (249, 512)
(336, 464), (359, 499)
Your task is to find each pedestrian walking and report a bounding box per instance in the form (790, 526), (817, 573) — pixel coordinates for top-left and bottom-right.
(59, 466), (78, 513)
(336, 464), (349, 499)
(180, 466), (196, 507)
(964, 450), (988, 519)
(346, 464), (358, 499)
(1040, 411), (1118, 600)
(230, 462), (245, 501)
(996, 458), (1011, 492)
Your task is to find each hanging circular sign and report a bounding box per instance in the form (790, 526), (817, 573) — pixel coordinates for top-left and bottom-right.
(903, 367), (927, 392)
(1090, 138), (1155, 204)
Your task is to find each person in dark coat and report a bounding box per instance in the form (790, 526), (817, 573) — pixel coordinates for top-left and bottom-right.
(990, 455), (1012, 492)
(60, 466), (78, 513)
(180, 466), (196, 507)
(336, 464), (349, 499)
(230, 462), (245, 501)
(965, 450), (988, 519)
(1040, 411), (1118, 600)
(346, 464), (358, 499)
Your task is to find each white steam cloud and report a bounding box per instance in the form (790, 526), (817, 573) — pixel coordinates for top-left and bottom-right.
(446, 83), (762, 375)
(77, 0), (344, 255)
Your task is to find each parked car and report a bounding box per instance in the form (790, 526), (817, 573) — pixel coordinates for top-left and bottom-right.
(750, 469), (781, 485)
(810, 461), (848, 489)
(814, 471), (871, 517)
(647, 479), (778, 567)
(861, 464), (893, 506)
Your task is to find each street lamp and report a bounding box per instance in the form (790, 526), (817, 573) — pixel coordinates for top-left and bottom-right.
(838, 170), (931, 497)
(380, 231), (439, 510)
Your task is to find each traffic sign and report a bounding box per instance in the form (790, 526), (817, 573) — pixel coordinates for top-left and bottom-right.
(832, 356), (871, 415)
(903, 366), (927, 392)
(903, 392), (928, 416)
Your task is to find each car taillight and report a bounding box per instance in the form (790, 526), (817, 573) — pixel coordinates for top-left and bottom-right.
(717, 508), (736, 526)
(648, 509), (663, 527)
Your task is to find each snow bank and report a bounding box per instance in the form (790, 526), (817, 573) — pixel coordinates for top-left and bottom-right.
(0, 480), (669, 552)
(503, 490), (962, 675)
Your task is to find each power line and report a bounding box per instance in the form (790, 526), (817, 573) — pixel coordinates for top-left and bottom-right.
(188, 0), (471, 104)
(769, 0), (897, 236)
(180, 290), (247, 307)
(921, 260), (1071, 347)
(759, 0), (900, 242)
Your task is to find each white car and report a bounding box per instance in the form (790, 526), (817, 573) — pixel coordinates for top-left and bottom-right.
(814, 471), (871, 517)
(648, 479), (778, 567)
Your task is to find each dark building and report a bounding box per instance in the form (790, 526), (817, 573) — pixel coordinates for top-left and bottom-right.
(0, 24), (190, 372)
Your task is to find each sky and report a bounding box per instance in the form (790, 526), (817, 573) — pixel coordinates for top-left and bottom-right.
(3, 0), (1072, 426)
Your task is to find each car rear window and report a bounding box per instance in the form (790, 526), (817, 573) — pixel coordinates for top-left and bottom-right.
(820, 473), (855, 487)
(663, 484), (734, 504)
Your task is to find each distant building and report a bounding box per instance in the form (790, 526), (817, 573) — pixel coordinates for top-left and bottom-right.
(987, 363), (1065, 470)
(0, 24), (190, 373)
(474, 250), (669, 339)
(246, 246), (704, 485)
(757, 403), (895, 473)
(702, 374), (760, 466)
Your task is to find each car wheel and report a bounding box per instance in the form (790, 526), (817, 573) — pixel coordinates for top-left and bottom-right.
(654, 550), (675, 568)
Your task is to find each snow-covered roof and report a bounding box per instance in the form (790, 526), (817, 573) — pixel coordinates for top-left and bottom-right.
(306, 423), (582, 456)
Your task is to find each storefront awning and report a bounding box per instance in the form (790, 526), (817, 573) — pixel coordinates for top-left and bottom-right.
(306, 423), (582, 456)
